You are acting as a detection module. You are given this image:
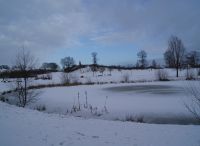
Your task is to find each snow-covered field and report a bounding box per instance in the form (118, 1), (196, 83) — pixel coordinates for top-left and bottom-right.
(38, 68), (196, 84)
(0, 68), (198, 93)
(0, 102), (199, 146)
(0, 68), (200, 146)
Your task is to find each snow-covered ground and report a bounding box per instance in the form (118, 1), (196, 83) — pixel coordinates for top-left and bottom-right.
(0, 68), (199, 123)
(0, 102), (199, 146)
(0, 68), (200, 146)
(0, 68), (198, 93)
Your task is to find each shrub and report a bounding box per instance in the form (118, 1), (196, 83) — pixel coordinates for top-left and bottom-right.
(122, 73), (130, 83)
(1, 90), (12, 95)
(69, 92), (109, 117)
(137, 116), (144, 123)
(36, 74), (52, 80)
(186, 69), (196, 80)
(70, 74), (79, 84)
(46, 73), (52, 80)
(35, 105), (46, 111)
(155, 69), (169, 81)
(0, 96), (8, 102)
(86, 77), (92, 84)
(125, 115), (144, 123)
(125, 115), (136, 122)
(185, 82), (200, 122)
(60, 72), (70, 84)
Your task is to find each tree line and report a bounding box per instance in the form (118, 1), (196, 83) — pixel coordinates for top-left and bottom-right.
(0, 35), (199, 77)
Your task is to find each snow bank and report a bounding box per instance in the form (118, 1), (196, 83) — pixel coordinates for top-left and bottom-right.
(0, 102), (199, 146)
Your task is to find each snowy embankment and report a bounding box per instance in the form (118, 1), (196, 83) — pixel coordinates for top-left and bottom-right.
(0, 102), (199, 146)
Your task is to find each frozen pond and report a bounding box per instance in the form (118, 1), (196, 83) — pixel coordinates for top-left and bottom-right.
(105, 85), (184, 95)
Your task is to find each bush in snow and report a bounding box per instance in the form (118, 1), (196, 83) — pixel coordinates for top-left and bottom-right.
(125, 115), (136, 122)
(99, 67), (105, 76)
(34, 105), (46, 111)
(186, 68), (196, 80)
(70, 74), (79, 84)
(155, 69), (169, 81)
(0, 96), (9, 103)
(137, 116), (144, 123)
(185, 82), (200, 122)
(68, 91), (108, 117)
(60, 72), (71, 84)
(35, 74), (52, 80)
(61, 72), (80, 84)
(121, 73), (130, 83)
(127, 115), (144, 123)
(86, 76), (92, 84)
(123, 115), (144, 123)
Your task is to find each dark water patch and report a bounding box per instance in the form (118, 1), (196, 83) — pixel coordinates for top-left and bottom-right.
(105, 85), (184, 95)
(115, 114), (200, 125)
(145, 115), (199, 125)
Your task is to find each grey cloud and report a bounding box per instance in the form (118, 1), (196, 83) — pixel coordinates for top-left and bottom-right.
(0, 0), (199, 65)
(0, 0), (93, 64)
(85, 0), (200, 51)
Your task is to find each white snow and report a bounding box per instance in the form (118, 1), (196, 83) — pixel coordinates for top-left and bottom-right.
(0, 67), (200, 146)
(28, 80), (196, 123)
(0, 102), (199, 146)
(0, 68), (198, 93)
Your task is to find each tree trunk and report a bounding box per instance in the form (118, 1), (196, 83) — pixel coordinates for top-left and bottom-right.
(24, 77), (27, 107)
(176, 66), (179, 77)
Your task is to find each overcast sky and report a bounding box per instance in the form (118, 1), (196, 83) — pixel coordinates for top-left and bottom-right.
(0, 0), (199, 66)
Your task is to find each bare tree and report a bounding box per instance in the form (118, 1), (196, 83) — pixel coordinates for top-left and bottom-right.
(91, 52), (98, 76)
(41, 62), (59, 71)
(14, 49), (39, 107)
(185, 50), (200, 67)
(137, 50), (147, 69)
(164, 35), (185, 77)
(99, 66), (105, 76)
(91, 52), (98, 65)
(135, 61), (140, 68)
(164, 49), (175, 68)
(152, 60), (157, 69)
